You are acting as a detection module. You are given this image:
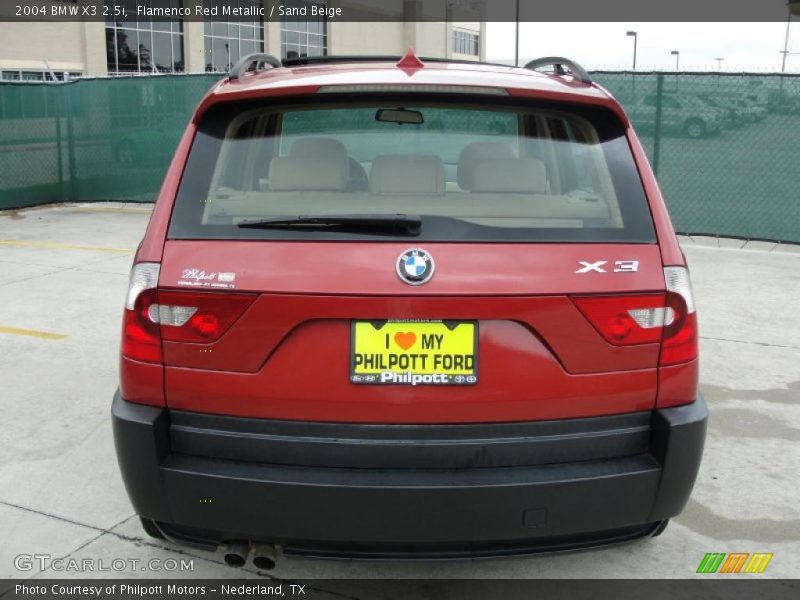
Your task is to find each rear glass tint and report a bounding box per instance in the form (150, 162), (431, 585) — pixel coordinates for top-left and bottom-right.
(169, 96), (655, 242)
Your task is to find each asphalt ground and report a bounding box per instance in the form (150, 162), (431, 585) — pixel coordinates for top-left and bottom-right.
(1, 203), (798, 584)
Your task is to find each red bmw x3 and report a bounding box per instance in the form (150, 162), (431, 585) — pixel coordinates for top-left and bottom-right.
(113, 52), (706, 568)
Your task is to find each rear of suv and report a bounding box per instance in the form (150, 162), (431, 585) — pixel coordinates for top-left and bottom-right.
(112, 53), (706, 565)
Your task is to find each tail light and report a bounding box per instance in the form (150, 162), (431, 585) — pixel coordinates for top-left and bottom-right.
(572, 293), (668, 346)
(661, 266), (698, 366)
(150, 290), (256, 343)
(572, 266), (697, 367)
(122, 263), (161, 363)
(122, 263), (256, 363)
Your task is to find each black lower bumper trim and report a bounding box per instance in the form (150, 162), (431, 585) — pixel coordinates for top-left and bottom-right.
(169, 409), (652, 469)
(155, 520), (662, 560)
(112, 392), (707, 556)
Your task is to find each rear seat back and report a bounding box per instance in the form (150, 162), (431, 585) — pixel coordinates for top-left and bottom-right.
(269, 156), (349, 191)
(471, 158), (548, 194)
(290, 136), (369, 190)
(369, 154), (445, 195)
(457, 142), (518, 191)
(289, 137), (348, 161)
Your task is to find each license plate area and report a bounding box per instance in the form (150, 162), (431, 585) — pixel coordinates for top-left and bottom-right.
(350, 320), (478, 385)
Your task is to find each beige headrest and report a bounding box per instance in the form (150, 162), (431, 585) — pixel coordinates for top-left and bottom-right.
(369, 154), (445, 195)
(268, 156), (348, 191)
(471, 158), (548, 194)
(457, 142), (518, 190)
(290, 137), (348, 160)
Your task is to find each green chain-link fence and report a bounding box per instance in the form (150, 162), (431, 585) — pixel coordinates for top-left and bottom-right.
(594, 71), (800, 243)
(0, 74), (219, 208)
(1, 72), (799, 242)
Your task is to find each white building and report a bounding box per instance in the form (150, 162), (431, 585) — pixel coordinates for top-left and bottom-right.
(0, 0), (485, 80)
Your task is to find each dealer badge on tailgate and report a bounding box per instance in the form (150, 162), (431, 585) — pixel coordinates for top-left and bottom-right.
(350, 320), (478, 385)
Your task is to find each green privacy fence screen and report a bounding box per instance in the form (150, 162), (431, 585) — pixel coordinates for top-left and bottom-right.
(0, 74), (219, 208)
(1, 71), (799, 242)
(594, 71), (800, 244)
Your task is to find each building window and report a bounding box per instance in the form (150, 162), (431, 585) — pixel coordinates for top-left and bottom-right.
(1, 70), (82, 82)
(204, 0), (264, 72)
(280, 0), (327, 59)
(453, 30), (479, 56)
(105, 1), (185, 74)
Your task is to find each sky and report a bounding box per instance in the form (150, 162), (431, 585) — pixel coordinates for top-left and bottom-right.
(486, 22), (796, 72)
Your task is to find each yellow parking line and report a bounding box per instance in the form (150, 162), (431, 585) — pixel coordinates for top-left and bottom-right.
(0, 325), (66, 340)
(0, 240), (133, 254)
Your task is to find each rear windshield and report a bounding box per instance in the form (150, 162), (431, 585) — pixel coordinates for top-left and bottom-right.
(169, 96), (655, 242)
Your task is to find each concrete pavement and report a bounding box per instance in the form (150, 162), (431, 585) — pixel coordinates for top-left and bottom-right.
(1, 204), (798, 582)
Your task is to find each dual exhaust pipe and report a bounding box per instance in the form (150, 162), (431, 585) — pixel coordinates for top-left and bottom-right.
(222, 541), (278, 570)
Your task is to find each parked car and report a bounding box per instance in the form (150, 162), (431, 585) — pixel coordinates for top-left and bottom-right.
(113, 52), (706, 567)
(767, 90), (800, 115)
(739, 98), (767, 122)
(633, 92), (725, 138)
(698, 95), (745, 128)
(686, 94), (734, 129)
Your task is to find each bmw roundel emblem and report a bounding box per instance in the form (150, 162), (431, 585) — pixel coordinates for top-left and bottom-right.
(396, 248), (435, 285)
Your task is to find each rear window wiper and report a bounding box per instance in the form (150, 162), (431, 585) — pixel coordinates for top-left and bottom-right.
(237, 214), (422, 236)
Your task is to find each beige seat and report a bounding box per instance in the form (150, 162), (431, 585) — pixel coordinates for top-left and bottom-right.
(289, 136), (369, 190)
(369, 154), (445, 195)
(456, 142), (518, 191)
(471, 158), (548, 194)
(268, 155), (349, 191)
(289, 137), (348, 161)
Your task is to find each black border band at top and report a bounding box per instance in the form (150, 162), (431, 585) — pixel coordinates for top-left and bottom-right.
(2, 0), (797, 23)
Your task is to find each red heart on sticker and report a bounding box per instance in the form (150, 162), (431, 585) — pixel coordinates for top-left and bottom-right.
(394, 332), (417, 350)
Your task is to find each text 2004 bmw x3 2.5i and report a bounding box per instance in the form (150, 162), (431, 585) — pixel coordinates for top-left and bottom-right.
(112, 52), (706, 568)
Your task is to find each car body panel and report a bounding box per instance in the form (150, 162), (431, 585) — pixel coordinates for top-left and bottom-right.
(159, 240), (663, 296)
(136, 123), (196, 263)
(162, 320), (658, 423)
(156, 241), (666, 422)
(115, 55), (704, 554)
(194, 61), (629, 124)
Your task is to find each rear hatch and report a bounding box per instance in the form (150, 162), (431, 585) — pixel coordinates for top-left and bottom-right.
(156, 93), (667, 423)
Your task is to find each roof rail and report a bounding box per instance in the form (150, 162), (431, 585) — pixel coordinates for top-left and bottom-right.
(229, 53), (282, 80)
(523, 56), (592, 84)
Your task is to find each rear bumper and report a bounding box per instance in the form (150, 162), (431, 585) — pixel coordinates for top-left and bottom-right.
(112, 392), (707, 559)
